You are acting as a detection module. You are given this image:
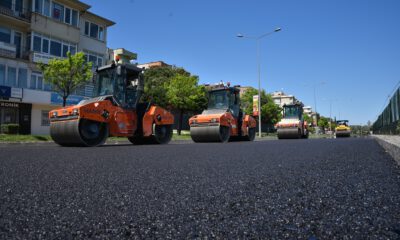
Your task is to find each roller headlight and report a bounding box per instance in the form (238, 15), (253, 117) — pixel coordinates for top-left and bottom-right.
(72, 109), (79, 115)
(52, 112), (58, 118)
(210, 118), (218, 123)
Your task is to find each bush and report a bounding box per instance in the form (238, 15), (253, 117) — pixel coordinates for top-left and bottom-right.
(1, 124), (19, 134)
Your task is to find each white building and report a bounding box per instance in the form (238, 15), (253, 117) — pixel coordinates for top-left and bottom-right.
(271, 91), (296, 107)
(0, 0), (114, 134)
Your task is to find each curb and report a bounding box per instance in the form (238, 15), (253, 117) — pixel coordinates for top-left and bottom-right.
(373, 136), (400, 166)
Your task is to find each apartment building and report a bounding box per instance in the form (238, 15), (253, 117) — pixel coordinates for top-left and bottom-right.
(271, 91), (297, 107)
(0, 0), (114, 134)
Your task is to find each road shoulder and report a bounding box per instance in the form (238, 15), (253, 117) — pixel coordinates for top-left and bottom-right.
(373, 135), (400, 166)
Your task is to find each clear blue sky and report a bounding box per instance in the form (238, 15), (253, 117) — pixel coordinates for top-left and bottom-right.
(84, 0), (400, 125)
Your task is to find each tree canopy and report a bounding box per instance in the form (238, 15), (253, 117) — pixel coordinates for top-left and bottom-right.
(166, 73), (207, 134)
(241, 87), (282, 125)
(40, 52), (92, 106)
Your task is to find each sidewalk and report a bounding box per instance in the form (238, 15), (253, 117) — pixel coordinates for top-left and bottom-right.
(373, 135), (400, 166)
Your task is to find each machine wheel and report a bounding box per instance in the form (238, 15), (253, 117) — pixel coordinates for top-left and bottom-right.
(246, 127), (256, 141)
(153, 124), (173, 144)
(50, 119), (108, 147)
(79, 119), (108, 147)
(219, 126), (230, 143)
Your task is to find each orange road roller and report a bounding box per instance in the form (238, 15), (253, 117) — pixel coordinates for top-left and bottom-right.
(49, 62), (174, 147)
(189, 83), (257, 143)
(276, 102), (309, 139)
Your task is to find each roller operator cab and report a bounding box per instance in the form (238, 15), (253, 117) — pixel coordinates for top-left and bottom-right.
(49, 62), (174, 147)
(189, 83), (257, 143)
(276, 102), (309, 139)
(335, 120), (351, 137)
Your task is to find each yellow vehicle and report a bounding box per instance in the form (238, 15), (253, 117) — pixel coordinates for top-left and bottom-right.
(335, 120), (351, 137)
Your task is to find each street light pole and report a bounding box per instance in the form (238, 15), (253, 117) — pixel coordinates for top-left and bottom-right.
(256, 39), (262, 138)
(237, 27), (281, 138)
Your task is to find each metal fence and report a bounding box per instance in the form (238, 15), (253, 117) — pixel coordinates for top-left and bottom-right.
(373, 88), (400, 134)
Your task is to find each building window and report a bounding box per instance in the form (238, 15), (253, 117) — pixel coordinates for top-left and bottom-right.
(99, 27), (104, 41)
(71, 10), (78, 27)
(64, 7), (71, 24)
(41, 110), (50, 126)
(35, 0), (50, 16)
(0, 64), (6, 85)
(37, 76), (43, 90)
(35, 0), (42, 14)
(0, 64), (5, 85)
(70, 45), (76, 55)
(84, 21), (89, 35)
(50, 40), (61, 56)
(7, 67), (17, 87)
(90, 23), (98, 39)
(43, 0), (50, 16)
(85, 21), (105, 41)
(30, 75), (37, 89)
(0, 27), (11, 43)
(32, 33), (76, 57)
(97, 58), (103, 67)
(33, 35), (41, 52)
(18, 68), (27, 88)
(62, 44), (68, 57)
(42, 38), (49, 53)
(52, 2), (64, 22)
(84, 51), (104, 68)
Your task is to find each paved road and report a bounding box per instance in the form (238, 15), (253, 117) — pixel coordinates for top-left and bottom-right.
(0, 138), (400, 239)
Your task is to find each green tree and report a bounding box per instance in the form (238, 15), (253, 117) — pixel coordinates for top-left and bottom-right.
(142, 66), (192, 108)
(303, 114), (313, 125)
(167, 73), (207, 135)
(241, 87), (282, 125)
(141, 66), (175, 108)
(318, 116), (329, 130)
(40, 52), (92, 107)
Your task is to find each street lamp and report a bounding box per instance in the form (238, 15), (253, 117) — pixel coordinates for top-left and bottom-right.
(303, 81), (325, 129)
(237, 27), (281, 138)
(322, 98), (338, 133)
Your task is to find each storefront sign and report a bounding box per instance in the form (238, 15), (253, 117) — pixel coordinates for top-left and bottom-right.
(11, 88), (23, 98)
(51, 93), (85, 106)
(253, 95), (259, 116)
(0, 101), (19, 108)
(0, 86), (11, 98)
(32, 52), (61, 64)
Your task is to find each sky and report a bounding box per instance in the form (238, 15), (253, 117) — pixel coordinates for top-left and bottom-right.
(83, 0), (400, 125)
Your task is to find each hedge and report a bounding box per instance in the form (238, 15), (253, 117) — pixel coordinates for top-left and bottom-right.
(1, 124), (19, 134)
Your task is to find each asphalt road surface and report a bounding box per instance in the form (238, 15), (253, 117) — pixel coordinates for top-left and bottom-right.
(1, 137), (400, 239)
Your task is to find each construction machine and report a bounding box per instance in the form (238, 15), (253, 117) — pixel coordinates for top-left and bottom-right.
(335, 120), (351, 137)
(188, 83), (257, 143)
(276, 102), (309, 139)
(49, 59), (174, 147)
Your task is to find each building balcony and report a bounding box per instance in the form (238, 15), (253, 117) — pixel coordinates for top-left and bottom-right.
(0, 41), (16, 58)
(0, 42), (32, 61)
(29, 51), (63, 64)
(30, 12), (80, 43)
(0, 4), (31, 23)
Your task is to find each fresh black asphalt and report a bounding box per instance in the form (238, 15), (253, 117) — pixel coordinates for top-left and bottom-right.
(0, 138), (400, 239)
